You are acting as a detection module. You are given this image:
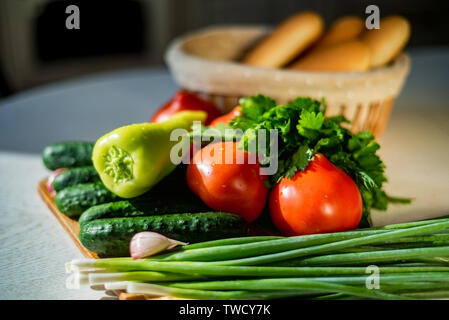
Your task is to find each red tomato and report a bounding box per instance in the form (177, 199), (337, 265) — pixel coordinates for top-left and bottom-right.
(186, 141), (268, 223)
(210, 106), (242, 127)
(269, 154), (362, 236)
(151, 91), (222, 124)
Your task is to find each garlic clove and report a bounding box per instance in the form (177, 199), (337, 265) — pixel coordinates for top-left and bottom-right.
(46, 168), (67, 194)
(129, 232), (187, 259)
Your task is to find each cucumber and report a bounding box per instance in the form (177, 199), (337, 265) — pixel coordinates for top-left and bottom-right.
(55, 182), (120, 217)
(52, 166), (100, 192)
(79, 212), (248, 257)
(42, 141), (94, 170)
(79, 196), (209, 226)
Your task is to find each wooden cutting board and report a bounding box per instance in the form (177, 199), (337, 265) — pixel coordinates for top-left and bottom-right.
(37, 178), (179, 300)
(37, 179), (99, 258)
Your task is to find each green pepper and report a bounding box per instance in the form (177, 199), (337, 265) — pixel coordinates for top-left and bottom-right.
(92, 111), (206, 198)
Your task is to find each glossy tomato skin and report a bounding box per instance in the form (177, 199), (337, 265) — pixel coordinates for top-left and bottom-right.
(270, 154), (362, 236)
(151, 91), (222, 124)
(209, 106), (242, 127)
(186, 141), (268, 223)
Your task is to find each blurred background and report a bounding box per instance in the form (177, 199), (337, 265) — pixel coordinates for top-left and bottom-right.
(0, 0), (448, 97)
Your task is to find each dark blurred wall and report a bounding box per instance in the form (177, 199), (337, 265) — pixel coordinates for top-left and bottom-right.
(1, 0), (448, 96)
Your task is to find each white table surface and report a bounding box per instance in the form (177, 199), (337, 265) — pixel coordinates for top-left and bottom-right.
(0, 49), (448, 299)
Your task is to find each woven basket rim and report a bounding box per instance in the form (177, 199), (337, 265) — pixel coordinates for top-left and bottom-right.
(165, 25), (411, 104)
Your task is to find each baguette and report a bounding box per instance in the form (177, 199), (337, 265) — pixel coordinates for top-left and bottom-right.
(290, 41), (371, 72)
(316, 16), (365, 48)
(243, 11), (324, 68)
(361, 15), (410, 68)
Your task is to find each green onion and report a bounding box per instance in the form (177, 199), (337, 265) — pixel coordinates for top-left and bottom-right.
(182, 236), (284, 250)
(151, 236), (283, 259)
(66, 259), (449, 277)
(87, 271), (203, 285)
(274, 246), (449, 266)
(126, 282), (318, 300)
(126, 281), (409, 300)
(159, 230), (389, 262)
(401, 290), (449, 299)
(369, 218), (449, 230)
(211, 220), (449, 266)
(166, 275), (449, 292)
(375, 216), (449, 229)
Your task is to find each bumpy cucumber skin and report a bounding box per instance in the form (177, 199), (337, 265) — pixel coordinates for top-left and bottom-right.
(79, 201), (145, 226)
(78, 197), (210, 227)
(54, 182), (120, 217)
(79, 212), (248, 257)
(52, 166), (100, 192)
(42, 141), (94, 170)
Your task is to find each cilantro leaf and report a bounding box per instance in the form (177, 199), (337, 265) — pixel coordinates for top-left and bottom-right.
(281, 146), (314, 181)
(239, 95), (276, 121)
(298, 109), (325, 130)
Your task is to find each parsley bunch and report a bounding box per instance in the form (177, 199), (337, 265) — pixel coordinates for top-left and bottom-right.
(229, 95), (410, 225)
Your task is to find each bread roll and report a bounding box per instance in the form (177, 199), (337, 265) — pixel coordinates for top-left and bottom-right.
(290, 41), (371, 72)
(317, 16), (365, 48)
(361, 15), (410, 68)
(243, 11), (324, 68)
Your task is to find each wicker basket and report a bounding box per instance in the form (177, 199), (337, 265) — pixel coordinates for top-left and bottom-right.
(165, 26), (410, 136)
